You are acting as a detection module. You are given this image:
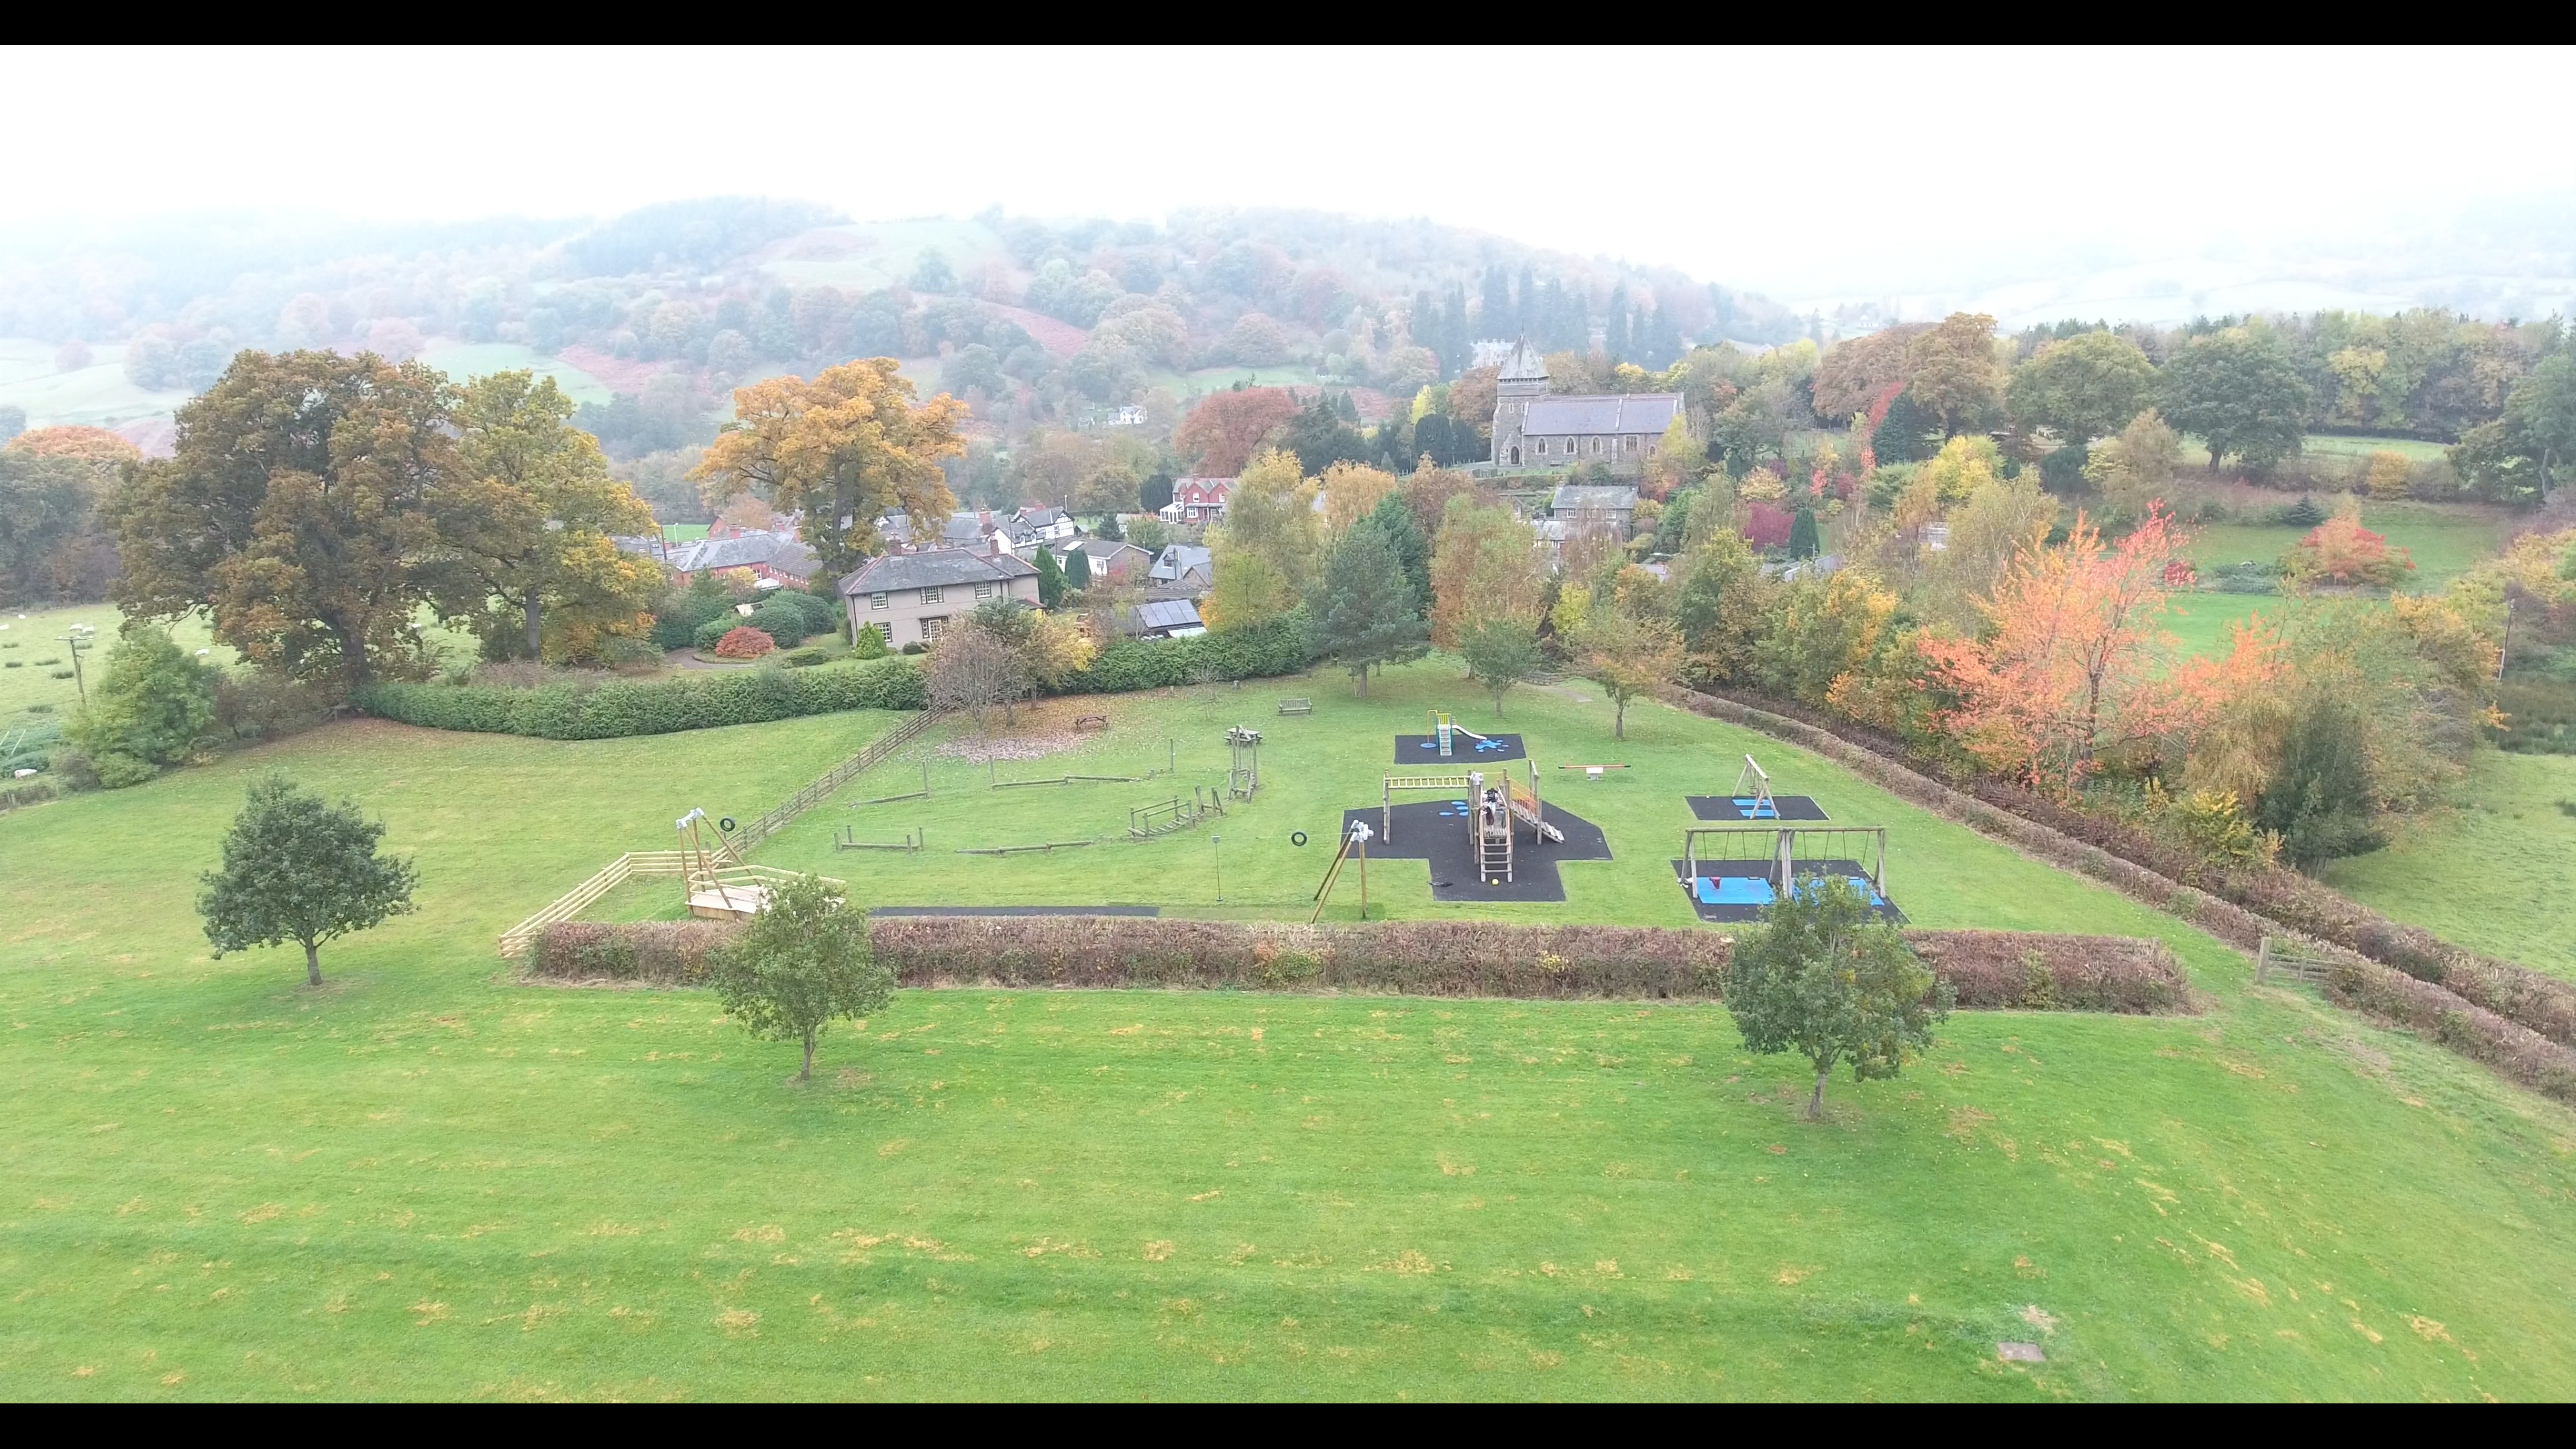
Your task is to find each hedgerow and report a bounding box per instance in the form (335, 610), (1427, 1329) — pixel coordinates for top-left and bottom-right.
(356, 657), (926, 739)
(530, 914), (2195, 1015)
(1064, 612), (1311, 694)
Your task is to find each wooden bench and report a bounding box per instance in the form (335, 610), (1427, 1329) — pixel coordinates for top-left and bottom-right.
(1277, 698), (1313, 716)
(1072, 714), (1110, 732)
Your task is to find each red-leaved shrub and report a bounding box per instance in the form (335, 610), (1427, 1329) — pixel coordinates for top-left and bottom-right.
(713, 625), (775, 659)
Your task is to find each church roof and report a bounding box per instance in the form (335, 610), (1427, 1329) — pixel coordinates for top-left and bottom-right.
(1498, 337), (1550, 382)
(1521, 392), (1682, 436)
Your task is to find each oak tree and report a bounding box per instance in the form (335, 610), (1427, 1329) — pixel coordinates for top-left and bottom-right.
(692, 360), (968, 577)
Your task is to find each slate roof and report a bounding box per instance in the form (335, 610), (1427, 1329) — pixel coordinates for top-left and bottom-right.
(1014, 506), (1069, 528)
(1063, 538), (1151, 570)
(837, 547), (1038, 596)
(1498, 337), (1550, 383)
(1551, 484), (1640, 514)
(1521, 393), (1682, 436)
(1149, 545), (1214, 584)
(667, 531), (816, 577)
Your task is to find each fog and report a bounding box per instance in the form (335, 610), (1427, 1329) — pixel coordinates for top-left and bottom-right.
(4, 44), (2571, 323)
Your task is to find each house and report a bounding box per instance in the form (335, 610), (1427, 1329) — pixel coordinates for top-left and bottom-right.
(1146, 544), (1214, 597)
(665, 529), (819, 588)
(1550, 483), (1641, 541)
(1055, 537), (1152, 584)
(1123, 598), (1205, 639)
(1490, 338), (1686, 475)
(1109, 405), (1147, 426)
(1011, 506), (1080, 546)
(1160, 477), (1232, 525)
(837, 547), (1040, 647)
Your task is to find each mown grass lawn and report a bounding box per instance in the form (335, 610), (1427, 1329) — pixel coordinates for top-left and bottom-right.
(5, 676), (2575, 1399)
(2183, 501), (2504, 592)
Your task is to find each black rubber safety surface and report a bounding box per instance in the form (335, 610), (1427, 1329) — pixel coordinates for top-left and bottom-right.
(1392, 732), (1526, 764)
(1685, 794), (1831, 822)
(868, 905), (1161, 917)
(1338, 799), (1611, 903)
(1665, 858), (1904, 924)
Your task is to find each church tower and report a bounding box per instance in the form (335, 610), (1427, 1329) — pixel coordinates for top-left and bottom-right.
(1490, 337), (1549, 468)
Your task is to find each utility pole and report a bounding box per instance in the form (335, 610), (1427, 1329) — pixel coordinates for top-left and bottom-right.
(1210, 835), (1224, 905)
(58, 624), (96, 710)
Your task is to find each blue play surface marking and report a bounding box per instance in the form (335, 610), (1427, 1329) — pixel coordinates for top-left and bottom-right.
(1690, 874), (1886, 907)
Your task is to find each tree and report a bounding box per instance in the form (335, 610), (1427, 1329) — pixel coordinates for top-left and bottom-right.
(1283, 394), (1368, 476)
(1073, 462), (1139, 520)
(2279, 500), (2414, 590)
(707, 873), (892, 1083)
(2159, 329), (2310, 472)
(1034, 544), (1067, 608)
(2255, 697), (2385, 870)
(1920, 509), (2277, 790)
(1905, 313), (2003, 436)
(0, 448), (95, 606)
(1307, 521), (1427, 696)
(1175, 387), (1298, 476)
(2506, 354), (2576, 498)
(433, 372), (661, 662)
(1428, 494), (1546, 647)
(198, 774), (417, 987)
(1063, 545), (1093, 590)
(692, 360), (968, 577)
(111, 350), (453, 688)
(1812, 324), (1930, 420)
(924, 616), (1020, 726)
(2006, 330), (2156, 443)
(1320, 460), (1399, 535)
(2080, 408), (2182, 522)
(64, 627), (216, 775)
(1138, 472), (1177, 515)
(1786, 504), (1820, 560)
(1458, 616), (1542, 715)
(1362, 491), (1431, 614)
(1725, 877), (1949, 1120)
(1204, 448), (1318, 629)
(1571, 606), (1682, 739)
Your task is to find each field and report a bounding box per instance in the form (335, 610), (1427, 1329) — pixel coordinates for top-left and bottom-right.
(2182, 500), (2506, 592)
(414, 342), (613, 407)
(2, 604), (231, 735)
(756, 220), (1014, 294)
(6, 661), (2576, 1399)
(2326, 749), (2576, 983)
(0, 338), (191, 432)
(2298, 435), (2454, 465)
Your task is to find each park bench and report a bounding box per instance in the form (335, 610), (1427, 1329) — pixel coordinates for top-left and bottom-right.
(1277, 698), (1312, 716)
(1073, 714), (1110, 732)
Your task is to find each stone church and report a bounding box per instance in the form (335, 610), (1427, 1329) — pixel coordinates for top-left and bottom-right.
(1489, 337), (1685, 476)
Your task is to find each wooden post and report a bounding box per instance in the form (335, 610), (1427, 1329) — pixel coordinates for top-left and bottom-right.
(2257, 936), (2271, 985)
(1358, 839), (1368, 919)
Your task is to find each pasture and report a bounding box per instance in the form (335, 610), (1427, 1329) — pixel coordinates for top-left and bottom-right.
(5, 664), (2576, 1398)
(413, 342), (612, 407)
(2326, 749), (2576, 983)
(0, 338), (190, 432)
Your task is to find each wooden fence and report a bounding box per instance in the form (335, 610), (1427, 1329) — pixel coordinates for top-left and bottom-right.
(733, 709), (941, 849)
(498, 710), (940, 957)
(2255, 934), (2335, 986)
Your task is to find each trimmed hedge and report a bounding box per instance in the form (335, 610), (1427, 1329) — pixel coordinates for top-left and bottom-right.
(1063, 612), (1311, 694)
(530, 914), (2196, 1015)
(358, 657), (926, 740)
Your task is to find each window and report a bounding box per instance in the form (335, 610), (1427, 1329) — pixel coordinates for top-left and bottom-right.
(1589, 437), (1601, 455)
(1623, 435), (1638, 451)
(973, 582), (994, 600)
(1564, 437), (1576, 453)
(869, 592), (888, 610)
(922, 586), (944, 604)
(1535, 437), (1549, 455)
(921, 615), (946, 641)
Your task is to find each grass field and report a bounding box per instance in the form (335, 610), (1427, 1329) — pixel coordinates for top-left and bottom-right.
(1, 604), (230, 735)
(2298, 435), (2453, 465)
(2183, 501), (2505, 592)
(414, 342), (612, 407)
(6, 663), (2576, 1398)
(0, 338), (191, 431)
(2326, 749), (2576, 983)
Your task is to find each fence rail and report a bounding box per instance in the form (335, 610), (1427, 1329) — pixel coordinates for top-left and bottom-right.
(2256, 934), (2336, 986)
(735, 709), (942, 848)
(499, 710), (938, 957)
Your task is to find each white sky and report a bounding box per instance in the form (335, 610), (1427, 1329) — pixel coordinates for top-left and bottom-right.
(2, 45), (2567, 311)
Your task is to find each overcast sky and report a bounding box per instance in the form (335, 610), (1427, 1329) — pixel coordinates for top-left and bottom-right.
(4, 46), (2565, 316)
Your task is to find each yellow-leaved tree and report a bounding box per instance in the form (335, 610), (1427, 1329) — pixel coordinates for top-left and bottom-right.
(692, 360), (968, 577)
(1428, 492), (1546, 648)
(1203, 447), (1318, 629)
(1320, 460), (1399, 536)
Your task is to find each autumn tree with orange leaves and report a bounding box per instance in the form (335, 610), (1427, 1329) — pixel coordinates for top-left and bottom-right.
(1921, 508), (2276, 792)
(1172, 387), (1298, 477)
(692, 360), (967, 576)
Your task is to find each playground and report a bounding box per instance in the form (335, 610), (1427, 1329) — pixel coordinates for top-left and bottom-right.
(504, 677), (1916, 936)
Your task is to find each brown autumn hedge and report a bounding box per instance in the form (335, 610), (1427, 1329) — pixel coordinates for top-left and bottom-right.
(529, 915), (2195, 1014)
